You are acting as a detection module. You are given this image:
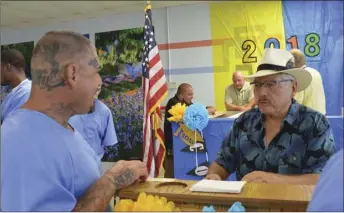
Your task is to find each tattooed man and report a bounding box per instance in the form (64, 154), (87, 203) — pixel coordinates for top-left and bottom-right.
(1, 30), (148, 211)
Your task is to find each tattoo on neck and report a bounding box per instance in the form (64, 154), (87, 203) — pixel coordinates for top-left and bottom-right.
(39, 102), (74, 128)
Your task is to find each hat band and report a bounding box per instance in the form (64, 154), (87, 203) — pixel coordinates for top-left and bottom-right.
(257, 64), (289, 72)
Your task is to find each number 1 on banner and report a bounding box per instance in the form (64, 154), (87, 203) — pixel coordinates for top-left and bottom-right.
(287, 35), (299, 49)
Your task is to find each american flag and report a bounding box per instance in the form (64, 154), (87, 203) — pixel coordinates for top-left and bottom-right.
(142, 3), (168, 177)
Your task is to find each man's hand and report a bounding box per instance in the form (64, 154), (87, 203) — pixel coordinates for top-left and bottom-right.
(207, 106), (216, 115)
(105, 160), (148, 190)
(205, 173), (222, 180)
(242, 171), (280, 183)
(73, 160), (148, 212)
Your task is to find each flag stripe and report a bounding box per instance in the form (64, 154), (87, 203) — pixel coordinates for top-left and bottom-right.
(142, 5), (168, 178)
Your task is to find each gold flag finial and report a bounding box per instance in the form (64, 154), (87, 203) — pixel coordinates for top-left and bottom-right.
(145, 1), (151, 12)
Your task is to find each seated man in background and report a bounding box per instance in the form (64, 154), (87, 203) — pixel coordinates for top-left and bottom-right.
(224, 71), (255, 112)
(290, 49), (326, 114)
(1, 49), (32, 123)
(307, 149), (343, 211)
(163, 83), (216, 178)
(205, 48), (335, 184)
(69, 97), (118, 164)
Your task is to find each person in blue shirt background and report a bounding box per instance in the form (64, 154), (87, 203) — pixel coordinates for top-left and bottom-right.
(1, 49), (32, 123)
(1, 30), (148, 212)
(69, 99), (118, 163)
(307, 149), (343, 212)
(1, 85), (12, 102)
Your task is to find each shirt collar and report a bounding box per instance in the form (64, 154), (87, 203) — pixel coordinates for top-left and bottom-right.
(235, 82), (250, 93)
(12, 79), (29, 92)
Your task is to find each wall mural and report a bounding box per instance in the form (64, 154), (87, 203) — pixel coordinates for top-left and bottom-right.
(95, 27), (145, 162)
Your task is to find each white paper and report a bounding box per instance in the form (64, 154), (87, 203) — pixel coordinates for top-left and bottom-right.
(227, 111), (244, 118)
(190, 180), (246, 194)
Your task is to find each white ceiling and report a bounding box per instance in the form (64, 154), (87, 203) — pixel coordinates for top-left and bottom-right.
(0, 1), (208, 30)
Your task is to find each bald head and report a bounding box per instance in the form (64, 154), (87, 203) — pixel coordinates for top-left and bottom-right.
(177, 83), (192, 95)
(31, 30), (96, 91)
(177, 83), (193, 104)
(232, 71), (245, 89)
(289, 49), (305, 68)
(27, 30), (103, 118)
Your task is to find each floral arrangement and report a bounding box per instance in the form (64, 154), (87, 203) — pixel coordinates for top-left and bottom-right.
(168, 102), (209, 132)
(114, 192), (181, 212)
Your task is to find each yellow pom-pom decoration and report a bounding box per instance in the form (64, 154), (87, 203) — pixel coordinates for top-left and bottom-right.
(167, 103), (188, 122)
(114, 192), (180, 212)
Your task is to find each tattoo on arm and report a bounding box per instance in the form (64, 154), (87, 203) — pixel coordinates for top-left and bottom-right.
(73, 169), (135, 212)
(113, 169), (135, 189)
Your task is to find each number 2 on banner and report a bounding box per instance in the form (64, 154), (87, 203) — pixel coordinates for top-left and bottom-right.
(242, 40), (257, 63)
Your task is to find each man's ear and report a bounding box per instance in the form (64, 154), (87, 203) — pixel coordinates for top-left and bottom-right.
(62, 64), (79, 90)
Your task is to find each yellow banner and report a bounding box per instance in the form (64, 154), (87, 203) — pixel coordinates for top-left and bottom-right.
(174, 123), (204, 147)
(210, 1), (286, 110)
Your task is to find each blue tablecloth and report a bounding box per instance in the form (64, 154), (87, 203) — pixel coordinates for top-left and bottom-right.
(172, 116), (343, 180)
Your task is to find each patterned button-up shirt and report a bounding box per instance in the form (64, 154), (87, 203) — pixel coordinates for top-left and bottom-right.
(216, 99), (336, 180)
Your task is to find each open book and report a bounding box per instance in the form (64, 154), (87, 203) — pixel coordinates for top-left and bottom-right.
(190, 180), (246, 194)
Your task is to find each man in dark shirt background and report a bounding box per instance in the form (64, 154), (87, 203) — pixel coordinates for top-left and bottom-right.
(163, 83), (215, 178)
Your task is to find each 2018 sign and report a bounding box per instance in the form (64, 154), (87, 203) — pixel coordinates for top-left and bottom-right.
(241, 33), (320, 64)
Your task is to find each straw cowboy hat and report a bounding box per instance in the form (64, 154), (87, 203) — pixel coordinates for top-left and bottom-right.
(245, 48), (312, 92)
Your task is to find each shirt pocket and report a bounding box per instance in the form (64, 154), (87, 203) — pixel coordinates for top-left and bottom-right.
(278, 152), (303, 174)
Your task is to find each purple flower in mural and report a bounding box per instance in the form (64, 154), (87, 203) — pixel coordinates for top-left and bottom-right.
(103, 88), (144, 161)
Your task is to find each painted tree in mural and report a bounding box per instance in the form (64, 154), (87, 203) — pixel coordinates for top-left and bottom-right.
(95, 27), (145, 162)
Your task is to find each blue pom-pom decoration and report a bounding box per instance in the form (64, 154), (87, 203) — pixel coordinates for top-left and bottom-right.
(202, 205), (216, 212)
(183, 103), (209, 131)
(228, 202), (245, 212)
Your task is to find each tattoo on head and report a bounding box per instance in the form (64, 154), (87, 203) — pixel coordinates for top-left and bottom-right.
(31, 42), (66, 91)
(88, 58), (101, 69)
(114, 169), (135, 189)
(31, 31), (91, 92)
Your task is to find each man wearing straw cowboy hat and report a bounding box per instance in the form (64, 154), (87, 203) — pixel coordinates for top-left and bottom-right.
(206, 48), (335, 184)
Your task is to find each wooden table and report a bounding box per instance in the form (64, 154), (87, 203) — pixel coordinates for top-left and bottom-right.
(117, 179), (314, 212)
(209, 111), (241, 119)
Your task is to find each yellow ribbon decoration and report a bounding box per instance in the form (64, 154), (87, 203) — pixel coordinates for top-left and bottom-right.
(167, 103), (187, 123)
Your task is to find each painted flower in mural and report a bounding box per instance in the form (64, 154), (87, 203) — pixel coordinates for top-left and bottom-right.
(102, 88), (144, 161)
(168, 103), (188, 123)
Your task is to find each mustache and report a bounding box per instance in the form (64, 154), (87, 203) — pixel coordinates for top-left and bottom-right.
(257, 98), (270, 103)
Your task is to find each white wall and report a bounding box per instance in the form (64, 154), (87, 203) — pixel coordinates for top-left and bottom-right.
(1, 3), (215, 107)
